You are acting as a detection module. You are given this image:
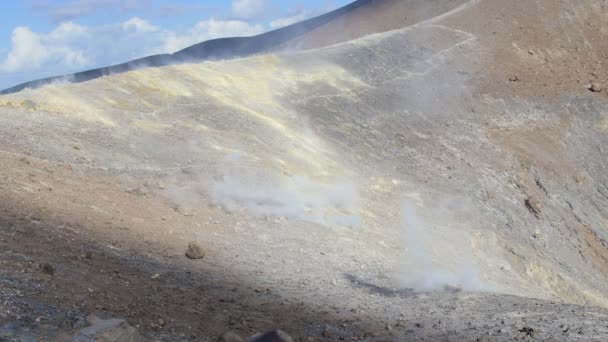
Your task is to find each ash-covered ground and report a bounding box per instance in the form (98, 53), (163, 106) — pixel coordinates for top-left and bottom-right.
(1, 0), (608, 341)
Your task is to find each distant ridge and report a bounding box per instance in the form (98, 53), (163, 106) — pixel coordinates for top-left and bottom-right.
(0, 0), (372, 95)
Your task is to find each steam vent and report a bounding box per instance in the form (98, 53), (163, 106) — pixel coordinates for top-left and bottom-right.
(1, 0), (608, 340)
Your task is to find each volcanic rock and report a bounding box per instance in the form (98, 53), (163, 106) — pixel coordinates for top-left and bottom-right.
(185, 242), (205, 259)
(589, 82), (603, 92)
(248, 330), (293, 342)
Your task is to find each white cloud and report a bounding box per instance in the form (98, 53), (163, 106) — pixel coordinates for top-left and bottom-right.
(232, 0), (266, 19)
(0, 27), (49, 72)
(122, 17), (159, 33)
(191, 19), (264, 39)
(160, 19), (265, 53)
(0, 23), (90, 73)
(48, 22), (89, 41)
(0, 17), (265, 76)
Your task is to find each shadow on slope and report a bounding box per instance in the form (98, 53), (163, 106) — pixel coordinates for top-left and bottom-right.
(3, 201), (608, 342)
(0, 203), (384, 341)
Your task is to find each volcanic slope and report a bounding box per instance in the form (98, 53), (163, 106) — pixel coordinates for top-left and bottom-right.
(0, 0), (469, 95)
(1, 0), (608, 341)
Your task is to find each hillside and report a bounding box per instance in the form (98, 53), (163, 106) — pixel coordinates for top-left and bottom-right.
(0, 0), (469, 95)
(1, 0), (608, 341)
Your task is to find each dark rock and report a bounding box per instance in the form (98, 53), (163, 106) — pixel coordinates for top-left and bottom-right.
(525, 196), (542, 218)
(41, 263), (55, 276)
(185, 242), (205, 259)
(519, 327), (535, 337)
(248, 330), (293, 342)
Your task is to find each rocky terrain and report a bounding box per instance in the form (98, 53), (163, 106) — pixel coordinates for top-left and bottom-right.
(1, 0), (608, 341)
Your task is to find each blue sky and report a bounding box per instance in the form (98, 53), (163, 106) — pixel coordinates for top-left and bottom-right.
(0, 0), (351, 89)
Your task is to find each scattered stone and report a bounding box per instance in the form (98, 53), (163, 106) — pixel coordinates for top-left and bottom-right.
(322, 329), (332, 338)
(71, 316), (146, 342)
(125, 186), (150, 197)
(185, 242), (205, 259)
(588, 82), (603, 92)
(174, 204), (194, 216)
(525, 195), (542, 218)
(220, 331), (244, 342)
(248, 330), (293, 342)
(40, 263), (55, 276)
(150, 321), (164, 330)
(509, 76), (520, 82)
(519, 327), (535, 338)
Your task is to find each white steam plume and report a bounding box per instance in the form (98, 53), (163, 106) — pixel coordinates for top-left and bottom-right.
(398, 199), (484, 292)
(211, 168), (361, 228)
